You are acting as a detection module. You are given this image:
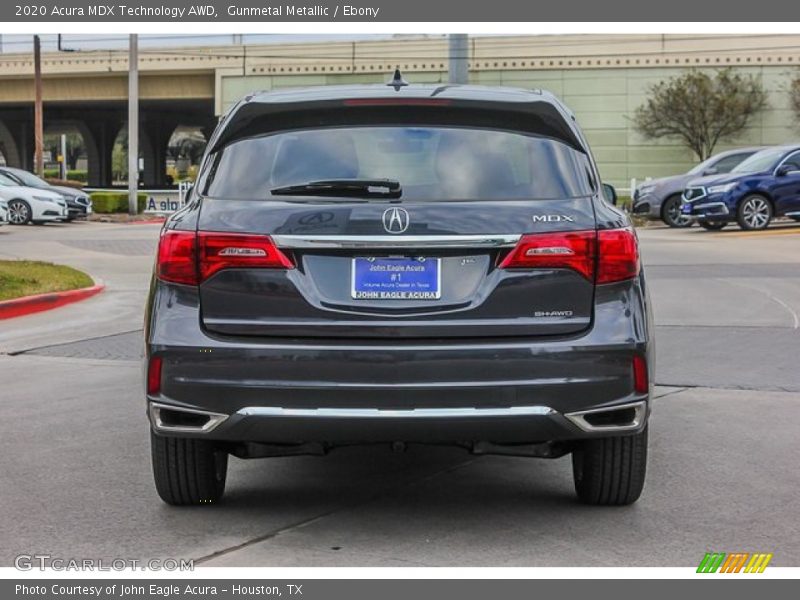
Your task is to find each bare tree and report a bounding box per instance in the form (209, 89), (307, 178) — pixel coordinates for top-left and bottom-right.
(633, 69), (767, 160)
(789, 76), (800, 124)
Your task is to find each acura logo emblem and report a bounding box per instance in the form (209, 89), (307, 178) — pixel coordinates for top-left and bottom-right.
(382, 207), (410, 234)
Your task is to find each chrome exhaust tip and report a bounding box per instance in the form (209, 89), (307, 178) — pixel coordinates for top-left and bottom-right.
(149, 402), (228, 434)
(564, 400), (647, 433)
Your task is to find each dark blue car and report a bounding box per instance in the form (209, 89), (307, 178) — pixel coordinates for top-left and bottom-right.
(682, 144), (800, 230)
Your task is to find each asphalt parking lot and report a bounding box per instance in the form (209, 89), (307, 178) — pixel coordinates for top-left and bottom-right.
(1, 220), (799, 567)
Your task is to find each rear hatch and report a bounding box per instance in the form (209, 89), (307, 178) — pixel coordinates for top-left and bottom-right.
(195, 98), (599, 339)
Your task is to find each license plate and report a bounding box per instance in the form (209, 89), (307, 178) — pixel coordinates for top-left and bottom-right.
(351, 257), (441, 300)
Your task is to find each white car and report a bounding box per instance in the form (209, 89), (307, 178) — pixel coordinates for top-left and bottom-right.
(0, 172), (67, 224)
(0, 198), (8, 225)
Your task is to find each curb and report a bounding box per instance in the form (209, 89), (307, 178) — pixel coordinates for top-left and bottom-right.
(122, 217), (167, 225)
(88, 216), (166, 225)
(0, 283), (105, 320)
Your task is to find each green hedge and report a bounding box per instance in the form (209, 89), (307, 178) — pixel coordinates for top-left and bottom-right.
(90, 192), (147, 214)
(43, 169), (88, 182)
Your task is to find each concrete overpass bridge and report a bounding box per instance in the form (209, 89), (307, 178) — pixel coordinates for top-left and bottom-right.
(0, 51), (222, 186)
(3, 34), (800, 187)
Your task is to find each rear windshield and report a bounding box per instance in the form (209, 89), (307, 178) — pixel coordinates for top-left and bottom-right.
(205, 126), (594, 201)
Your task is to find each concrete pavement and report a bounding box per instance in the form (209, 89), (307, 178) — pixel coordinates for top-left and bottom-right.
(0, 221), (155, 354)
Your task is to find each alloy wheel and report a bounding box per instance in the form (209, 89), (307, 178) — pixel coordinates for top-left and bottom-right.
(8, 200), (29, 225)
(663, 196), (693, 228)
(740, 196), (771, 230)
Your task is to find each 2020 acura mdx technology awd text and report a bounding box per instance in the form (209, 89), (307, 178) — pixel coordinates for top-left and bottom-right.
(144, 80), (654, 507)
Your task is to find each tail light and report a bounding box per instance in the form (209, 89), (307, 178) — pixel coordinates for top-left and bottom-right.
(499, 227), (639, 284)
(343, 98), (452, 107)
(596, 228), (640, 284)
(157, 230), (198, 286)
(147, 355), (163, 396)
(498, 230), (596, 279)
(197, 232), (294, 280)
(632, 354), (649, 394)
(156, 230), (293, 285)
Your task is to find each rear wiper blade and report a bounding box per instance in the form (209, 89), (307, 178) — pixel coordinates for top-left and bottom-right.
(270, 178), (402, 199)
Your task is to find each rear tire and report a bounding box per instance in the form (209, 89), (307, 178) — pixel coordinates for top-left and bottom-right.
(572, 427), (648, 506)
(150, 431), (228, 506)
(661, 195), (692, 228)
(698, 220), (727, 231)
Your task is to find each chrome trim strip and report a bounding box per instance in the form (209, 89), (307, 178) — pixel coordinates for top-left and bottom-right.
(236, 405), (555, 419)
(564, 400), (647, 433)
(784, 211), (800, 217)
(694, 201), (729, 215)
(149, 402), (229, 433)
(271, 234), (521, 249)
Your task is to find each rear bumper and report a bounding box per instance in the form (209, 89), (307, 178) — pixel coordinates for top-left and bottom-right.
(149, 400), (648, 444)
(145, 276), (654, 444)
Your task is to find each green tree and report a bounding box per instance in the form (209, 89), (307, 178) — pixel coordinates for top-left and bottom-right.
(111, 142), (127, 182)
(44, 132), (86, 170)
(112, 130), (128, 183)
(633, 69), (767, 160)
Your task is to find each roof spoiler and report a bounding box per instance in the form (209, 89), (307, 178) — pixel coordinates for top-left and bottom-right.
(206, 96), (586, 156)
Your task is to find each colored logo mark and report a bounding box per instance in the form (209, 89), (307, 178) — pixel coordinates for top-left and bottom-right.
(697, 552), (773, 573)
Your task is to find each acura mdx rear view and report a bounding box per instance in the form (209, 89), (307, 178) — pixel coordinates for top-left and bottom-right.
(144, 81), (653, 507)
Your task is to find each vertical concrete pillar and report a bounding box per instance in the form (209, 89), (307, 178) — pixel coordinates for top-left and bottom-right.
(1, 118), (34, 171)
(141, 118), (176, 188)
(0, 119), (22, 167)
(80, 119), (122, 187)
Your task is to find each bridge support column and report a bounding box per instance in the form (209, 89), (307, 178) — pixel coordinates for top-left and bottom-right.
(0, 118), (34, 170)
(80, 119), (122, 187)
(141, 117), (178, 188)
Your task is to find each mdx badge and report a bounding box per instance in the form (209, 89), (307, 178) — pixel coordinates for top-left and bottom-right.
(532, 215), (576, 223)
(383, 207), (410, 234)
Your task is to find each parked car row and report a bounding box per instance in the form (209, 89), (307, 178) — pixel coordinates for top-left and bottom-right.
(0, 166), (91, 225)
(633, 144), (800, 230)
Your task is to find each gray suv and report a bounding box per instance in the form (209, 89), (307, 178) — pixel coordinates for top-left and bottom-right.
(632, 148), (762, 227)
(145, 81), (653, 507)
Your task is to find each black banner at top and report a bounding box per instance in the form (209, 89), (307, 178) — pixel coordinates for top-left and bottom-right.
(1, 0), (798, 22)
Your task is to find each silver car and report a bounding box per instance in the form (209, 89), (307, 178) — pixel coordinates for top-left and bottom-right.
(632, 147), (763, 227)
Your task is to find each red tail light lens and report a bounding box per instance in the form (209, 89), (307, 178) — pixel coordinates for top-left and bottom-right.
(499, 227), (640, 284)
(197, 232), (294, 281)
(498, 230), (596, 280)
(147, 355), (163, 396)
(597, 227), (640, 284)
(157, 230), (198, 285)
(343, 98), (452, 107)
(157, 230), (293, 285)
(632, 355), (649, 394)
